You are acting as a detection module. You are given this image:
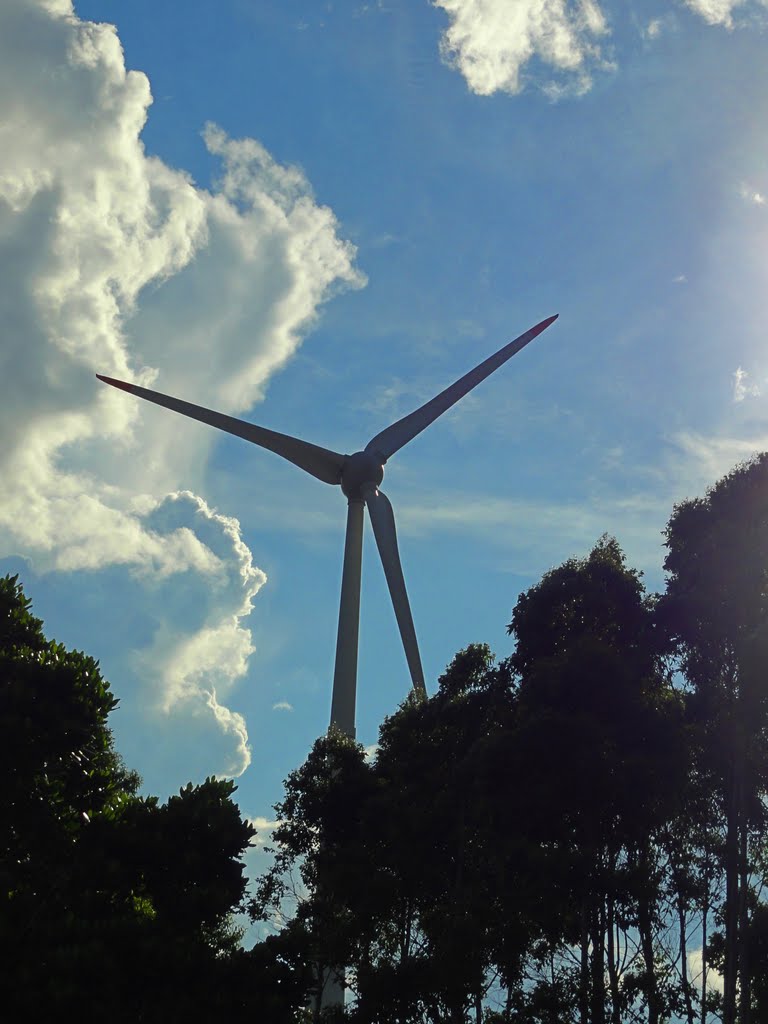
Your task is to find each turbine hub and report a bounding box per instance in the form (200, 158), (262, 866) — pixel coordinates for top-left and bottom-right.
(341, 451), (384, 499)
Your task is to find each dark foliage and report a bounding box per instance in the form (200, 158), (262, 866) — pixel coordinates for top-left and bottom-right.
(254, 461), (768, 1023)
(0, 574), (310, 1022)
(7, 451), (768, 1023)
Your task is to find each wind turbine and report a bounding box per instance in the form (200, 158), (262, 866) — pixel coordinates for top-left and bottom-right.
(97, 313), (557, 737)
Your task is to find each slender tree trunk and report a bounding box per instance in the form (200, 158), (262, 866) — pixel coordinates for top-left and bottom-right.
(737, 754), (750, 1024)
(425, 995), (443, 1024)
(724, 715), (741, 1024)
(606, 891), (621, 1024)
(638, 901), (658, 1024)
(678, 889), (695, 1024)
(590, 898), (606, 1024)
(580, 897), (590, 1024)
(549, 951), (559, 1024)
(448, 799), (467, 1024)
(638, 843), (660, 1024)
(402, 896), (412, 964)
(701, 852), (709, 1024)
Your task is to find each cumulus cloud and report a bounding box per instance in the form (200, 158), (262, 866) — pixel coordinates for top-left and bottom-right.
(733, 366), (761, 402)
(687, 948), (724, 994)
(432, 0), (611, 97)
(683, 0), (743, 26)
(248, 815), (283, 848)
(431, 0), (768, 96)
(130, 491), (267, 776)
(205, 690), (252, 776)
(683, 0), (768, 27)
(0, 0), (363, 776)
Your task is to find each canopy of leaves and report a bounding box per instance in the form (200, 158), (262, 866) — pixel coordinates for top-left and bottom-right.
(0, 574), (309, 1021)
(254, 520), (768, 1024)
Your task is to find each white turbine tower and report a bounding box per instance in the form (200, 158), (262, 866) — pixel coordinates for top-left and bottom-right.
(97, 314), (557, 737)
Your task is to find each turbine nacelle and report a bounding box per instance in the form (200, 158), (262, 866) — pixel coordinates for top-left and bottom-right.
(341, 451), (384, 500)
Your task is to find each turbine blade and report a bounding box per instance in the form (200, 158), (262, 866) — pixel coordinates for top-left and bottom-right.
(363, 485), (426, 698)
(96, 375), (345, 485)
(365, 314), (558, 462)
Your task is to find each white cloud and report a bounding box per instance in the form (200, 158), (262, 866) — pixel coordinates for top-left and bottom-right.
(683, 0), (768, 27)
(395, 486), (670, 576)
(393, 417), (768, 578)
(432, 0), (611, 97)
(644, 17), (665, 38)
(733, 366), (761, 402)
(248, 815), (283, 848)
(272, 700), (295, 712)
(670, 428), (768, 483)
(0, 0), (363, 777)
(684, 0), (739, 25)
(739, 182), (766, 205)
(205, 690), (252, 776)
(130, 492), (266, 777)
(431, 0), (768, 96)
(687, 948), (724, 994)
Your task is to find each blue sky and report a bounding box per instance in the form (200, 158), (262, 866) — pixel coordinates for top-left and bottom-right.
(1, 0), (767, 953)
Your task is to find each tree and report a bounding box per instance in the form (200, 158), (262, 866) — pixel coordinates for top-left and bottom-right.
(251, 462), (768, 1023)
(505, 537), (687, 1024)
(253, 649), (525, 1024)
(0, 573), (141, 988)
(256, 541), (692, 1024)
(0, 574), (310, 1021)
(660, 455), (768, 1024)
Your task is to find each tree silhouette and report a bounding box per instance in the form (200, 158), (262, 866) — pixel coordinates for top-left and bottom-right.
(255, 523), (762, 1022)
(0, 573), (310, 1021)
(661, 454), (768, 1024)
(7, 450), (768, 1023)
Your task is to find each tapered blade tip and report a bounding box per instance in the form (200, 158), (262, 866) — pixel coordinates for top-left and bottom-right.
(96, 373), (131, 392)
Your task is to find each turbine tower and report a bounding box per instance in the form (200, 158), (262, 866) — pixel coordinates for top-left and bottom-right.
(97, 314), (557, 738)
